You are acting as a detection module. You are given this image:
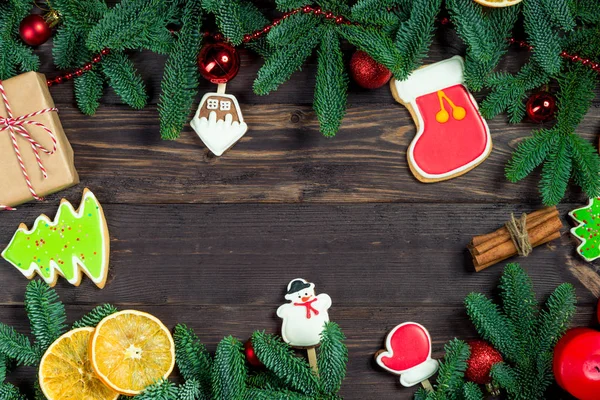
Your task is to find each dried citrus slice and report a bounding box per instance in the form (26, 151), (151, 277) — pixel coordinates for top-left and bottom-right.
(39, 327), (119, 400)
(90, 310), (175, 396)
(473, 0), (523, 7)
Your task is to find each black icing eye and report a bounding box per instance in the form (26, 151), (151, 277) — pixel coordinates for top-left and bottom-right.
(305, 293), (308, 296)
(298, 295), (301, 298)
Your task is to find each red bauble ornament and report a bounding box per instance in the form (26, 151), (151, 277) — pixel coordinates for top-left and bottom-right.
(553, 328), (600, 400)
(350, 50), (392, 89)
(465, 340), (503, 385)
(19, 14), (52, 46)
(244, 340), (264, 368)
(526, 91), (557, 123)
(198, 42), (240, 84)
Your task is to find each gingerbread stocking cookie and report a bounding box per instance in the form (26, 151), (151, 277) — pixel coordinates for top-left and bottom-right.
(391, 56), (492, 182)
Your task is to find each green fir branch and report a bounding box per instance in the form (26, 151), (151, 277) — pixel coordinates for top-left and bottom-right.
(505, 129), (557, 182)
(523, 0), (563, 75)
(158, 1), (202, 140)
(174, 324), (212, 400)
(0, 323), (41, 367)
(72, 304), (118, 329)
(540, 135), (572, 206)
(101, 51), (148, 109)
(314, 29), (348, 137)
(570, 134), (600, 197)
(86, 0), (174, 54)
(134, 379), (178, 400)
(462, 382), (484, 400)
(254, 32), (320, 95)
(247, 371), (288, 391)
(317, 322), (347, 394)
(275, 0), (313, 12)
(244, 388), (331, 400)
(251, 331), (320, 396)
(74, 70), (105, 116)
(267, 13), (320, 47)
(211, 336), (247, 400)
(24, 281), (67, 353)
(0, 382), (27, 400)
(177, 379), (202, 400)
(337, 24), (403, 78)
(490, 363), (519, 397)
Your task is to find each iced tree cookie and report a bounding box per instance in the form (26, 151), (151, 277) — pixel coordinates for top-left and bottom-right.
(277, 278), (332, 348)
(569, 198), (600, 262)
(390, 56), (492, 183)
(2, 188), (110, 288)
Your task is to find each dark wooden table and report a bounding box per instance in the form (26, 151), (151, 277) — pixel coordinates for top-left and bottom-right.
(1, 17), (598, 400)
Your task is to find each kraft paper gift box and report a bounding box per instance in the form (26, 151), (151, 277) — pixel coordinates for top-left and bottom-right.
(0, 72), (79, 207)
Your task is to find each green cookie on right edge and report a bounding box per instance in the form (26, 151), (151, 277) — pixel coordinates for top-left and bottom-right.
(569, 197), (600, 262)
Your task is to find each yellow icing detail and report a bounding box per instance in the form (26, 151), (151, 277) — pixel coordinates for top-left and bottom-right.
(436, 90), (467, 124)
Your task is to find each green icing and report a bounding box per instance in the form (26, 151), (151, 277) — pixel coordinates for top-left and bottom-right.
(570, 197), (600, 261)
(2, 191), (107, 285)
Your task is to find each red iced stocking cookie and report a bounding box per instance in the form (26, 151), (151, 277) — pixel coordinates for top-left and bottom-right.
(391, 56), (492, 182)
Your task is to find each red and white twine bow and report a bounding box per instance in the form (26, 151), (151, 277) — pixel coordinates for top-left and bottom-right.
(0, 80), (58, 210)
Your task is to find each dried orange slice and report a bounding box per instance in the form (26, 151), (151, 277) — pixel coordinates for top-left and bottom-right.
(474, 0), (523, 7)
(90, 310), (175, 396)
(39, 327), (119, 400)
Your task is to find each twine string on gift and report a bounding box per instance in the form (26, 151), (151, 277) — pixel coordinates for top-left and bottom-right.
(505, 213), (533, 257)
(0, 80), (58, 210)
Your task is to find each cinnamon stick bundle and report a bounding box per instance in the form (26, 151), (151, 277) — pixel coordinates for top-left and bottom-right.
(468, 207), (563, 272)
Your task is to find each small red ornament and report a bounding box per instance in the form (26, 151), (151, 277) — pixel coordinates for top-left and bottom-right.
(198, 42), (240, 84)
(465, 340), (503, 385)
(19, 14), (52, 46)
(350, 50), (392, 89)
(244, 340), (264, 368)
(526, 91), (557, 123)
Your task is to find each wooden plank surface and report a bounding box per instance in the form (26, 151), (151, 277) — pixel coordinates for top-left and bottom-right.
(1, 8), (598, 399)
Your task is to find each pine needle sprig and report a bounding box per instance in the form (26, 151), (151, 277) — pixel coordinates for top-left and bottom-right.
(0, 323), (41, 367)
(72, 304), (118, 329)
(317, 322), (347, 394)
(211, 336), (247, 400)
(0, 382), (27, 400)
(24, 280), (67, 353)
(73, 69), (105, 115)
(467, 263), (576, 399)
(247, 371), (289, 391)
(177, 379), (202, 400)
(133, 379), (178, 400)
(251, 331), (321, 396)
(158, 0), (203, 140)
(101, 51), (148, 110)
(174, 324), (212, 399)
(523, 0), (563, 76)
(244, 388), (337, 400)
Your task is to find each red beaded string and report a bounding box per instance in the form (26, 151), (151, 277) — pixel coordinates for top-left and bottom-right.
(46, 48), (110, 87)
(46, 7), (599, 87)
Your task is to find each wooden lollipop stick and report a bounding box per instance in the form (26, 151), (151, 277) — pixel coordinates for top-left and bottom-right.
(217, 83), (226, 94)
(420, 379), (433, 392)
(307, 347), (319, 375)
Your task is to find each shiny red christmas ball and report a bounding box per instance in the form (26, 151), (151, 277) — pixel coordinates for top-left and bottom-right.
(198, 42), (240, 84)
(526, 91), (557, 123)
(465, 340), (504, 385)
(244, 340), (264, 368)
(19, 14), (52, 46)
(349, 50), (392, 89)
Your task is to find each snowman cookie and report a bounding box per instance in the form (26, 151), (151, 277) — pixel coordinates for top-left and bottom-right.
(375, 322), (439, 387)
(391, 56), (492, 183)
(277, 279), (332, 348)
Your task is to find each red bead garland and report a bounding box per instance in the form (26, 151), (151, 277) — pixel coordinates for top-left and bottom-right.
(46, 48), (110, 87)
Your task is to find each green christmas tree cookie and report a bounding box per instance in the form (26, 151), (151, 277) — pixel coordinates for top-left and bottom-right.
(2, 188), (110, 288)
(569, 197), (600, 262)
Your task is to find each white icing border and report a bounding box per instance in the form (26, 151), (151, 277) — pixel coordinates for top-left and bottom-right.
(190, 92), (248, 157)
(568, 198), (600, 262)
(394, 56), (465, 103)
(376, 321), (439, 387)
(1, 189), (108, 286)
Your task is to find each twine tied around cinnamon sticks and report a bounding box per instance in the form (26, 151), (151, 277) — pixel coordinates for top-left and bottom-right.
(506, 213), (532, 257)
(468, 207), (563, 272)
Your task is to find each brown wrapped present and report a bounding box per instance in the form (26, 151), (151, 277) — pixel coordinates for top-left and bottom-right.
(0, 72), (78, 208)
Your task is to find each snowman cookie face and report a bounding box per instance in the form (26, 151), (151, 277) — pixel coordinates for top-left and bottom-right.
(277, 278), (332, 348)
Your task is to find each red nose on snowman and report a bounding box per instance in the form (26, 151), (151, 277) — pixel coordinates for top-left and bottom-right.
(390, 56), (492, 183)
(375, 322), (439, 387)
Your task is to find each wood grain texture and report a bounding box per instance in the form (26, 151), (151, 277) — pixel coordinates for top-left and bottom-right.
(1, 6), (599, 398)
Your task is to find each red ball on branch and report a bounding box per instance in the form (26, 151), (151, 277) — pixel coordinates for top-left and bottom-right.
(349, 50), (392, 89)
(526, 91), (557, 123)
(198, 42), (240, 84)
(465, 340), (503, 385)
(19, 14), (52, 46)
(244, 339), (264, 368)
